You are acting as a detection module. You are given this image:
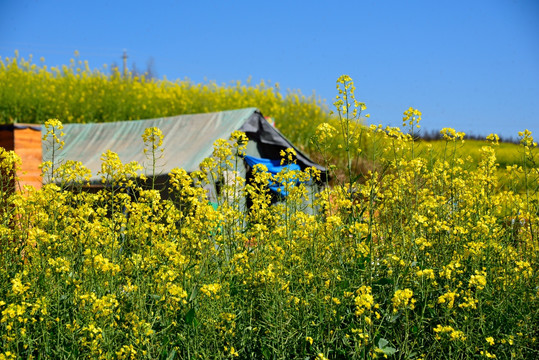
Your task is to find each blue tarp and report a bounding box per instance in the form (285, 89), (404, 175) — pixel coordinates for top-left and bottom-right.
(243, 155), (301, 197)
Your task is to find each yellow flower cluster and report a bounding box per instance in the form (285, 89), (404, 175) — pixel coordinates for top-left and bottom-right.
(440, 127), (465, 142)
(391, 289), (416, 313)
(437, 291), (459, 309)
(433, 324), (467, 341)
(403, 107), (422, 129)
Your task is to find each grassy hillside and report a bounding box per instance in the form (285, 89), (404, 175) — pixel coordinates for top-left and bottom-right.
(0, 54), (331, 152)
(416, 139), (527, 169)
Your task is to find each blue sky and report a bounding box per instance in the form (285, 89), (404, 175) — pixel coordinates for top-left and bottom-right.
(1, 0), (538, 139)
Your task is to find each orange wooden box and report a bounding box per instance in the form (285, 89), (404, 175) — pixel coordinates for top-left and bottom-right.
(0, 124), (43, 191)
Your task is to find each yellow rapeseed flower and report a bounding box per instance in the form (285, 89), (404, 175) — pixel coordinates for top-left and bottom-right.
(392, 289), (415, 312)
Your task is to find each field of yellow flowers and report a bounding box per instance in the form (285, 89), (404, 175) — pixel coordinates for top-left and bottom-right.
(0, 53), (531, 186)
(0, 53), (330, 152)
(1, 60), (538, 359)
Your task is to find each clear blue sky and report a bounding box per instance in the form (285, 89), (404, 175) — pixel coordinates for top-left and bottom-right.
(1, 0), (538, 139)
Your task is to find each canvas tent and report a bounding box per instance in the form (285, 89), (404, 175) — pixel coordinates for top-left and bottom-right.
(42, 108), (327, 206)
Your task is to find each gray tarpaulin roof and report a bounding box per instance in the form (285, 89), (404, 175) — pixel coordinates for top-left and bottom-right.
(42, 108), (325, 184)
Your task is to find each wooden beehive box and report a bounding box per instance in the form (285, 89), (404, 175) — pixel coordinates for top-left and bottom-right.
(0, 124), (43, 192)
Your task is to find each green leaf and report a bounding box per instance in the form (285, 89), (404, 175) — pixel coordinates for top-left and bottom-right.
(166, 349), (176, 360)
(389, 312), (401, 323)
(378, 338), (397, 356)
(185, 308), (196, 325)
(382, 346), (397, 356)
(188, 287), (198, 302)
(262, 347), (271, 359)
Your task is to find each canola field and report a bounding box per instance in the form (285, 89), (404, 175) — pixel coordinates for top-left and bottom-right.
(0, 58), (538, 359)
(0, 53), (532, 184)
(0, 53), (330, 153)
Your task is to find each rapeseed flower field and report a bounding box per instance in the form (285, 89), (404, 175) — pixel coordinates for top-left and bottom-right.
(0, 53), (330, 152)
(0, 59), (538, 359)
(0, 53), (530, 186)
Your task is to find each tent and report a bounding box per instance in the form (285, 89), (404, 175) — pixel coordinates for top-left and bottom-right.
(42, 108), (327, 207)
